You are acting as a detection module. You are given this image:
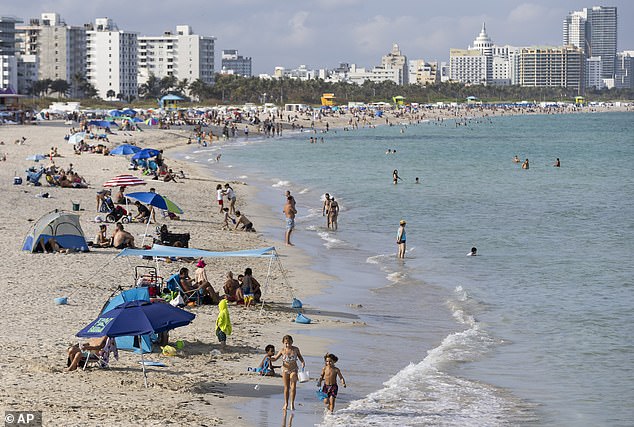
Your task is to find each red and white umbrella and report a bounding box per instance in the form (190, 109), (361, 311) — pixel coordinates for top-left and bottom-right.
(103, 174), (147, 188)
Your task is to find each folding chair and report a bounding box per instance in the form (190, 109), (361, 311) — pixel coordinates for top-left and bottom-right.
(166, 274), (201, 306)
(82, 337), (119, 370)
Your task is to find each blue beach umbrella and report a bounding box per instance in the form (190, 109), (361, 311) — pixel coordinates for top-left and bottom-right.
(109, 110), (123, 117)
(122, 108), (137, 117)
(110, 144), (142, 156)
(131, 148), (160, 160)
(76, 300), (195, 387)
(87, 120), (112, 128)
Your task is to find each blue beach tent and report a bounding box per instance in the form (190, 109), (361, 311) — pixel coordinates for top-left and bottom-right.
(101, 288), (153, 354)
(22, 210), (89, 252)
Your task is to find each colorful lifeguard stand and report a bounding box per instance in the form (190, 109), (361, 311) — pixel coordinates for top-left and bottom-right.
(320, 93), (336, 106)
(392, 96), (405, 106)
(575, 96), (586, 106)
(159, 94), (184, 110)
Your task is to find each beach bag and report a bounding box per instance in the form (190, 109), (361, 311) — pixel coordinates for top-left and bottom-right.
(170, 294), (184, 307)
(316, 388), (328, 400)
(298, 369), (310, 383)
(161, 345), (177, 357)
(291, 298), (303, 308)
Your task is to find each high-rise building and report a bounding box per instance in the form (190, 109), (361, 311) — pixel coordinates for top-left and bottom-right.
(0, 16), (21, 90)
(615, 51), (634, 89)
(221, 49), (251, 77)
(381, 44), (408, 85)
(86, 18), (138, 100)
(518, 46), (585, 93)
(17, 13), (86, 96)
(138, 25), (215, 87)
(449, 49), (488, 85)
(563, 6), (617, 79)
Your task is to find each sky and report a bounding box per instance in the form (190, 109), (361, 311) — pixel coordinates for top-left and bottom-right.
(5, 1), (634, 75)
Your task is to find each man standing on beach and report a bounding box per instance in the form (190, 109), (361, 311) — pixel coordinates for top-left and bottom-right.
(397, 220), (406, 259)
(283, 196), (297, 246)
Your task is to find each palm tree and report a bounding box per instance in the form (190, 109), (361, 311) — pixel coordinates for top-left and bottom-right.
(188, 79), (210, 101)
(50, 79), (71, 99)
(138, 73), (162, 100)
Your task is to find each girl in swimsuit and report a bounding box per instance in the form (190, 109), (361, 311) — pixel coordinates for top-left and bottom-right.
(271, 335), (305, 410)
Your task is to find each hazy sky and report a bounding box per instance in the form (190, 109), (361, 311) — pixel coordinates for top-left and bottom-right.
(5, 1), (633, 74)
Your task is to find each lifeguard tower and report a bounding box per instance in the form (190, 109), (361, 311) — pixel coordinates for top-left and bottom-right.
(392, 96), (405, 106)
(159, 94), (184, 110)
(320, 93), (336, 107)
(575, 96), (586, 107)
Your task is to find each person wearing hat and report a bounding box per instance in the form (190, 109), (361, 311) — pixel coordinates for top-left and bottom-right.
(397, 220), (407, 259)
(193, 259), (221, 304)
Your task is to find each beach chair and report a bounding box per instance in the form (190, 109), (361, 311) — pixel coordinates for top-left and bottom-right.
(82, 337), (119, 370)
(166, 274), (200, 306)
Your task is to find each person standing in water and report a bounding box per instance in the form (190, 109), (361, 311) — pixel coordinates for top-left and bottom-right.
(393, 169), (402, 184)
(521, 158), (530, 170)
(554, 158), (561, 167)
(328, 197), (339, 231)
(397, 220), (406, 258)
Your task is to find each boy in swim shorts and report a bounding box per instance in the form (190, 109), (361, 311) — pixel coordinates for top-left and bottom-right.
(317, 353), (346, 413)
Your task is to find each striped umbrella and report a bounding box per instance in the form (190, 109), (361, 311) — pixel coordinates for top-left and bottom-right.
(145, 117), (159, 126)
(103, 174), (147, 188)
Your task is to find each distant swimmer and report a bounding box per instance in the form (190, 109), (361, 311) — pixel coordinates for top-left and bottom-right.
(393, 169), (402, 184)
(521, 158), (529, 170)
(415, 177), (420, 184)
(554, 158), (561, 167)
(467, 247), (477, 256)
(513, 155), (521, 163)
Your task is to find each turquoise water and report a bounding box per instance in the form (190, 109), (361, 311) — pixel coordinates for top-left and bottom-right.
(183, 112), (634, 426)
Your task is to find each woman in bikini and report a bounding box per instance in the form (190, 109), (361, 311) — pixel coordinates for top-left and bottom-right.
(271, 335), (305, 410)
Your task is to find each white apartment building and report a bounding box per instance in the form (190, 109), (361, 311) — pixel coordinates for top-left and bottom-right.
(449, 49), (488, 85)
(0, 55), (18, 91)
(347, 64), (402, 85)
(518, 46), (584, 93)
(0, 16), (20, 91)
(86, 18), (138, 100)
(409, 59), (440, 85)
(615, 51), (633, 89)
(586, 56), (604, 89)
(138, 25), (215, 87)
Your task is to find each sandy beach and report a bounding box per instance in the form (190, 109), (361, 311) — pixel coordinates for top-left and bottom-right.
(0, 102), (630, 426)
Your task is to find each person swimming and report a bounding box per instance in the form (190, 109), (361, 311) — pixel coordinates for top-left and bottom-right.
(467, 247), (477, 256)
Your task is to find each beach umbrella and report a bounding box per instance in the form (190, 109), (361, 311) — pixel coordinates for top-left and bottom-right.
(87, 120), (112, 128)
(68, 132), (86, 144)
(132, 117), (144, 123)
(122, 108), (137, 117)
(126, 191), (183, 246)
(110, 144), (141, 156)
(131, 148), (160, 160)
(109, 110), (123, 117)
(76, 300), (195, 387)
(144, 117), (159, 126)
(103, 174), (147, 188)
(126, 191), (183, 214)
(26, 154), (47, 162)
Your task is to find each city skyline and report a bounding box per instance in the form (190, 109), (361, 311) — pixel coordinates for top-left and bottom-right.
(4, 1), (634, 75)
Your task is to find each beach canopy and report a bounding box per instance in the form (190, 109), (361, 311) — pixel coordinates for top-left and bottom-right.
(22, 210), (89, 252)
(144, 117), (159, 126)
(26, 154), (47, 161)
(117, 244), (277, 259)
(110, 144), (141, 156)
(101, 287), (153, 354)
(103, 174), (146, 188)
(131, 148), (160, 160)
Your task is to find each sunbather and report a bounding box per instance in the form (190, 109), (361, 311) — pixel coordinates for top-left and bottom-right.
(112, 223), (135, 249)
(66, 336), (108, 371)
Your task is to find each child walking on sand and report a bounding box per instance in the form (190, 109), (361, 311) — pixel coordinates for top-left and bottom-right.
(317, 353), (346, 413)
(221, 207), (235, 230)
(215, 299), (232, 350)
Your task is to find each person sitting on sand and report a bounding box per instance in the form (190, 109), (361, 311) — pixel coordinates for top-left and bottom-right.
(192, 259), (221, 304)
(93, 224), (111, 248)
(163, 169), (178, 183)
(242, 267), (262, 304)
(223, 271), (240, 301)
(111, 223), (135, 249)
(257, 344), (280, 376)
(66, 336), (108, 371)
(133, 201), (151, 222)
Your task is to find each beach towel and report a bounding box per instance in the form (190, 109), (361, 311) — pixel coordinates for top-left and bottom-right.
(216, 299), (232, 336)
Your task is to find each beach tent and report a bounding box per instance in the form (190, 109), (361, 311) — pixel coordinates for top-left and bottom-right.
(22, 210), (89, 252)
(101, 287), (153, 354)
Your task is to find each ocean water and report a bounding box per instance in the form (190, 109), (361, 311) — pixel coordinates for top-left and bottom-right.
(180, 112), (634, 426)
